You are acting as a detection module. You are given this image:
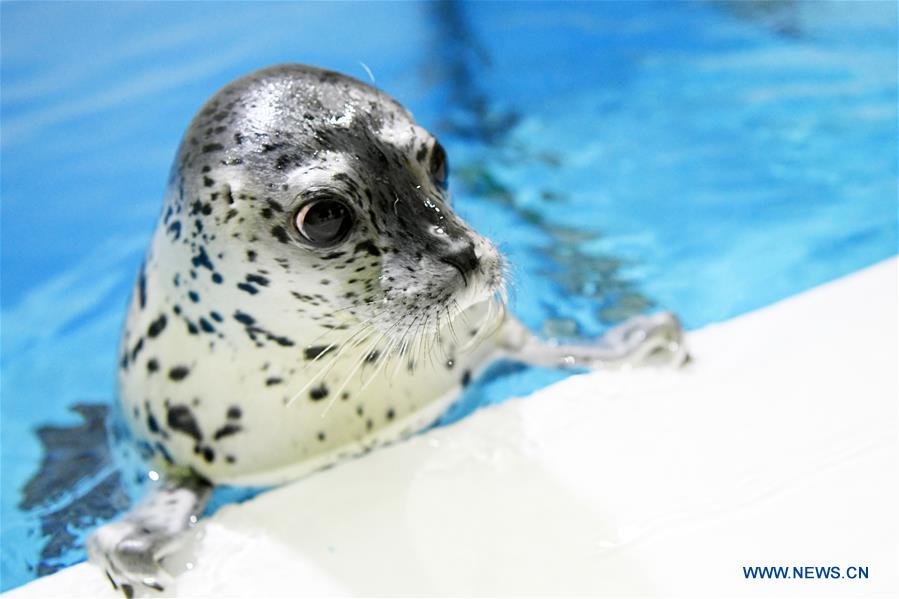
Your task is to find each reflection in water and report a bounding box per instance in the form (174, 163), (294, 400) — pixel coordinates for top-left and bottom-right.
(424, 0), (518, 144)
(19, 404), (131, 577)
(426, 0), (656, 342)
(715, 0), (801, 38)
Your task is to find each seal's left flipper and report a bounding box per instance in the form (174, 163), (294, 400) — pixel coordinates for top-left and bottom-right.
(499, 312), (689, 371)
(87, 474), (211, 597)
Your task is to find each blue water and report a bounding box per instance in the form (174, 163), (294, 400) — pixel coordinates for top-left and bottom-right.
(1, 0), (896, 590)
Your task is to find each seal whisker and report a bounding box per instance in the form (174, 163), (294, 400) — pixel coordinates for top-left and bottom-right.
(286, 333), (371, 406)
(286, 321), (382, 406)
(391, 311), (426, 380)
(360, 313), (412, 390)
(416, 312), (435, 367)
(356, 332), (403, 396)
(429, 310), (452, 366)
(444, 303), (461, 347)
(458, 302), (489, 354)
(467, 296), (507, 355)
(452, 299), (479, 340)
(324, 300), (378, 317)
(299, 305), (391, 352)
(418, 310), (442, 367)
(336, 309), (410, 394)
(423, 313), (442, 369)
(319, 330), (386, 419)
(425, 311), (442, 366)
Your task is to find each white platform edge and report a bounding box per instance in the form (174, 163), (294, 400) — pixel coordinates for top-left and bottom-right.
(6, 258), (897, 598)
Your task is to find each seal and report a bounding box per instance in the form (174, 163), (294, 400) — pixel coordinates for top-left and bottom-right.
(87, 64), (686, 595)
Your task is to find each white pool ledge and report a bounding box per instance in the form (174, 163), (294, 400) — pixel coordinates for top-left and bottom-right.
(8, 258), (897, 598)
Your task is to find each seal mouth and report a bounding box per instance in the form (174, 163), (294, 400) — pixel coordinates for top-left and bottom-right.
(440, 256), (470, 287)
(450, 248), (507, 321)
(438, 241), (480, 288)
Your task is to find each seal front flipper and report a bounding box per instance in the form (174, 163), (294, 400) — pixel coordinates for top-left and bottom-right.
(87, 473), (211, 597)
(497, 312), (689, 370)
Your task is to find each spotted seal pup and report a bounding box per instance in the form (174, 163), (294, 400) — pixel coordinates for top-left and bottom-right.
(87, 64), (686, 595)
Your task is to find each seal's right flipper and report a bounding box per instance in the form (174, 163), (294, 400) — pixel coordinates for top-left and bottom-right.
(499, 312), (689, 371)
(87, 473), (211, 597)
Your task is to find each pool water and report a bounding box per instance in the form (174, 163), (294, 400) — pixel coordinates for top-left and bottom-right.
(1, 1), (896, 591)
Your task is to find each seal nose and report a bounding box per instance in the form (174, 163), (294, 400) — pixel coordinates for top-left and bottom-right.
(440, 243), (479, 287)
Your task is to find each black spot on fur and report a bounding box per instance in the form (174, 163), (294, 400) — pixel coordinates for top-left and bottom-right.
(191, 246), (214, 272)
(271, 225), (290, 243)
(130, 338), (144, 361)
(246, 274), (269, 287)
(232, 311), (294, 347)
(169, 366), (190, 381)
(213, 423), (242, 440)
(166, 405), (202, 441)
(354, 240), (381, 257)
(234, 311), (255, 326)
(304, 345), (336, 360)
(147, 314), (167, 338)
(155, 442), (174, 464)
(137, 263), (147, 309)
(146, 404), (160, 434)
(309, 384), (329, 401)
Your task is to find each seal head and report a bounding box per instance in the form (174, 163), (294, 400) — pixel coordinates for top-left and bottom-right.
(173, 64), (503, 339)
(119, 64), (505, 484)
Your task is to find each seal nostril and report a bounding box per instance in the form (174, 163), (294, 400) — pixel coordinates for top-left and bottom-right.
(440, 244), (479, 287)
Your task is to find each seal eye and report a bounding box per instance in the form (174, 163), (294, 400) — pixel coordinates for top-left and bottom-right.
(430, 142), (449, 189)
(294, 197), (353, 247)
